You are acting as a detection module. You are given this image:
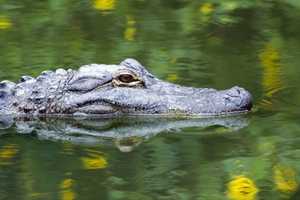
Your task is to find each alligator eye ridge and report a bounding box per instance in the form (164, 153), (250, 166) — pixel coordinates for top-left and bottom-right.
(68, 76), (112, 92)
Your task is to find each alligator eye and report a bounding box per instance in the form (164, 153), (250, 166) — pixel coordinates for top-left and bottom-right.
(118, 74), (135, 83)
(113, 71), (144, 87)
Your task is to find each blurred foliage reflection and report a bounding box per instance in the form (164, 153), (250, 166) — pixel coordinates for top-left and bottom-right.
(273, 165), (298, 194)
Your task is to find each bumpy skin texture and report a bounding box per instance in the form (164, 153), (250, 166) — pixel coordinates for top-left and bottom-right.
(0, 58), (252, 116)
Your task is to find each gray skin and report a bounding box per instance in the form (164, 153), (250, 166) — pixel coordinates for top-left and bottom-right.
(0, 58), (252, 116)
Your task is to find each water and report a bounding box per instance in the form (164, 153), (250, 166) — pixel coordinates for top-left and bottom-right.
(1, 0), (300, 199)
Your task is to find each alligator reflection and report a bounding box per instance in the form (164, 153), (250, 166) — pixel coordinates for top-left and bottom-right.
(0, 115), (249, 152)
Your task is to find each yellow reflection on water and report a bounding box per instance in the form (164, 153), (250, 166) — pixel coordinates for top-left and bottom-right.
(0, 16), (12, 30)
(93, 0), (116, 11)
(273, 165), (298, 193)
(60, 178), (76, 200)
(0, 144), (18, 165)
(227, 175), (259, 200)
(81, 149), (107, 170)
(199, 3), (215, 15)
(166, 73), (178, 82)
(259, 43), (284, 107)
(124, 16), (136, 41)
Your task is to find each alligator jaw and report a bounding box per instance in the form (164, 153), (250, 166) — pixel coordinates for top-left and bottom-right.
(68, 85), (253, 117)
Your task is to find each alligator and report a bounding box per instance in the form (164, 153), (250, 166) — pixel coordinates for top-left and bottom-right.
(0, 58), (252, 116)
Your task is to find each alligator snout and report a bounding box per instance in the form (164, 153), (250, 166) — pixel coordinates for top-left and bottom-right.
(166, 85), (253, 116)
(223, 86), (252, 112)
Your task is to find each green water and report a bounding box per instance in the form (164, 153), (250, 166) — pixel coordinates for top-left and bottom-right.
(1, 0), (300, 199)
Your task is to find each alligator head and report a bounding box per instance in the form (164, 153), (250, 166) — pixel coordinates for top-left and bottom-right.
(0, 58), (252, 116)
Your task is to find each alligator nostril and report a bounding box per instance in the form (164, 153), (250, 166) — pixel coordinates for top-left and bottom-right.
(224, 94), (242, 107)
